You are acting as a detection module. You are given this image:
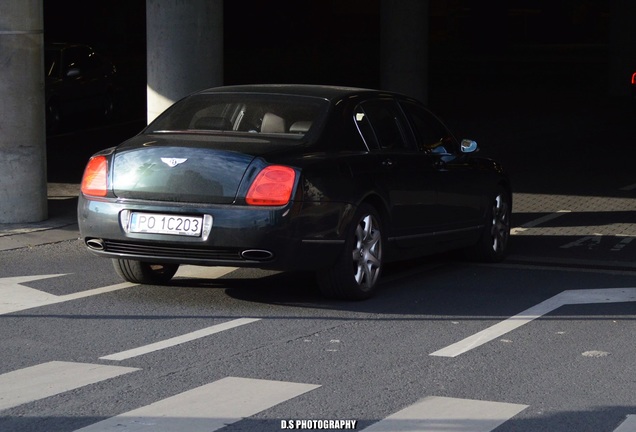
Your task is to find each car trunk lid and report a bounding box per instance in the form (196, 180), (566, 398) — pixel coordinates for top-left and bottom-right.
(111, 134), (288, 204)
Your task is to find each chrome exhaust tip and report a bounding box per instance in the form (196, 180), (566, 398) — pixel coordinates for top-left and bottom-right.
(241, 249), (274, 261)
(86, 238), (105, 251)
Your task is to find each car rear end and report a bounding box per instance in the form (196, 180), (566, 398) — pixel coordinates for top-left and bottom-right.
(78, 90), (349, 271)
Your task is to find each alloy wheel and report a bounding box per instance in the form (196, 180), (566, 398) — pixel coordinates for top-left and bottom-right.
(352, 213), (382, 290)
(490, 194), (510, 254)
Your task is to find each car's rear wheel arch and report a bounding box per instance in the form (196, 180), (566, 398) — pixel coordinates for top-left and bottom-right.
(358, 193), (391, 232)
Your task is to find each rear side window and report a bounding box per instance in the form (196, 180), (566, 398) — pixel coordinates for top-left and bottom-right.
(354, 99), (413, 151)
(146, 93), (329, 139)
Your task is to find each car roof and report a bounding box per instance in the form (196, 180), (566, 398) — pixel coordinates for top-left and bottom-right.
(197, 84), (404, 103)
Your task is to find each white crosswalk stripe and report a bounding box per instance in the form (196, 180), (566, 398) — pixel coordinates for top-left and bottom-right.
(73, 376), (320, 432)
(1, 361), (634, 431)
(361, 396), (528, 432)
(100, 317), (261, 361)
(0, 361), (139, 411)
(614, 415), (636, 432)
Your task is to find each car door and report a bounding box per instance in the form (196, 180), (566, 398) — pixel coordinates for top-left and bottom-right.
(400, 100), (486, 238)
(353, 98), (440, 249)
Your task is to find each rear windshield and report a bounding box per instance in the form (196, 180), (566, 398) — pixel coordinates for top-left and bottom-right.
(145, 93), (330, 138)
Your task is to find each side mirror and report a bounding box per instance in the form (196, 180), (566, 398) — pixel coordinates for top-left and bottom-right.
(460, 139), (478, 154)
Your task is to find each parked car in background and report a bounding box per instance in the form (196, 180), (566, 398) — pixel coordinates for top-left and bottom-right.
(78, 84), (511, 300)
(45, 43), (117, 133)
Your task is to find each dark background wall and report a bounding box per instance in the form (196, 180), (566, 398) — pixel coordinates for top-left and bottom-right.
(42, 0), (622, 188)
(42, 0), (613, 109)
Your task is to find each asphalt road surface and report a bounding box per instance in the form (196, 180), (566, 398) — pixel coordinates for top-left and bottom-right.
(1, 244), (635, 432)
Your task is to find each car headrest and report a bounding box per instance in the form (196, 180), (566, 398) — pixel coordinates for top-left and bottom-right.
(289, 121), (312, 134)
(261, 113), (285, 133)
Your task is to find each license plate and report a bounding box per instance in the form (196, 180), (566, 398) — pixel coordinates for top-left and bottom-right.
(129, 212), (203, 236)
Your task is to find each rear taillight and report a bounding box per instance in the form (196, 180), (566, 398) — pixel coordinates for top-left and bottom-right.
(632, 72), (636, 85)
(81, 156), (108, 197)
(246, 165), (296, 206)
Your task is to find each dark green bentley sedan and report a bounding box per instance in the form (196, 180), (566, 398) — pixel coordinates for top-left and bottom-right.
(78, 84), (511, 300)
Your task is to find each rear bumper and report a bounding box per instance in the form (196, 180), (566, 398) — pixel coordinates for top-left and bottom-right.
(78, 195), (353, 271)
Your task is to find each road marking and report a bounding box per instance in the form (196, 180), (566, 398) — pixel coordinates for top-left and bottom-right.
(0, 361), (139, 411)
(100, 318), (261, 361)
(0, 266), (236, 316)
(73, 376), (320, 431)
(611, 236), (635, 252)
(510, 210), (571, 235)
(174, 265), (237, 279)
(431, 288), (636, 358)
(614, 415), (636, 432)
(560, 233), (603, 249)
(0, 275), (136, 315)
(361, 396), (527, 432)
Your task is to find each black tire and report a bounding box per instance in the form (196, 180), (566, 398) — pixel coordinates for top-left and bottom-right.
(317, 203), (383, 300)
(467, 188), (511, 262)
(112, 259), (179, 284)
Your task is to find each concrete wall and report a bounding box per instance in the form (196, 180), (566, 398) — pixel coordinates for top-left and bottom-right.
(0, 0), (47, 223)
(146, 0), (224, 123)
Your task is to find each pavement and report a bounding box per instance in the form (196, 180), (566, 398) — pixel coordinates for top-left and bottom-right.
(0, 183), (80, 251)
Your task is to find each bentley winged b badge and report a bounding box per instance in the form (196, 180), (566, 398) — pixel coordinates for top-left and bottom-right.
(161, 157), (188, 167)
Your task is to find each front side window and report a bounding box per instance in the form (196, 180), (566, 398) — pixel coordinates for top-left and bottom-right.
(146, 93), (329, 139)
(401, 101), (456, 154)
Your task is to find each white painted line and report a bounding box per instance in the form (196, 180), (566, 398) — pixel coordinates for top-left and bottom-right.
(560, 233), (603, 249)
(74, 376), (320, 432)
(431, 288), (636, 358)
(613, 415), (636, 432)
(510, 210), (571, 235)
(100, 318), (261, 361)
(0, 274), (136, 315)
(0, 275), (66, 314)
(612, 237), (635, 252)
(0, 266), (236, 316)
(619, 183), (636, 191)
(0, 361), (139, 411)
(174, 265), (237, 279)
(361, 396), (528, 432)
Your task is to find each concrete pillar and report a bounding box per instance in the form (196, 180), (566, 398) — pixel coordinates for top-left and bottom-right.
(0, 0), (47, 223)
(380, 0), (429, 103)
(146, 0), (223, 123)
(609, 1), (636, 97)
